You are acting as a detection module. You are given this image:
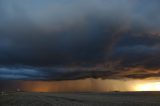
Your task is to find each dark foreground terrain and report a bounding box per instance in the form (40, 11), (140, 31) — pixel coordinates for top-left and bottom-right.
(0, 92), (160, 106)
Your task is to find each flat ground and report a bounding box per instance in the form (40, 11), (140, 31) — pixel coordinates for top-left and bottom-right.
(0, 92), (160, 106)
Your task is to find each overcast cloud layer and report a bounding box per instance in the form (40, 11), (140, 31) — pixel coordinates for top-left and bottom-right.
(0, 0), (160, 80)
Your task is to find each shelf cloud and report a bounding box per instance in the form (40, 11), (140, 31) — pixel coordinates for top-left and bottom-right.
(0, 0), (159, 80)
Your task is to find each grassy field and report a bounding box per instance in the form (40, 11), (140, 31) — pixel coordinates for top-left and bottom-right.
(0, 92), (160, 106)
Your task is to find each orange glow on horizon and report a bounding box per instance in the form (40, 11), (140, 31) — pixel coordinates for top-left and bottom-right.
(19, 79), (160, 92)
(21, 79), (93, 92)
(134, 82), (160, 91)
(22, 81), (56, 92)
(30, 85), (51, 92)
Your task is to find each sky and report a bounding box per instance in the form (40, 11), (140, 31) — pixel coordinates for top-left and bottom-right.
(0, 0), (160, 92)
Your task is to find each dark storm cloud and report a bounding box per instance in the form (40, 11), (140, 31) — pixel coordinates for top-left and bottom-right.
(0, 67), (44, 80)
(0, 0), (160, 80)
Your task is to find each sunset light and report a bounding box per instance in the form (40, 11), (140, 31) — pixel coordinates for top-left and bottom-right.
(135, 82), (160, 91)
